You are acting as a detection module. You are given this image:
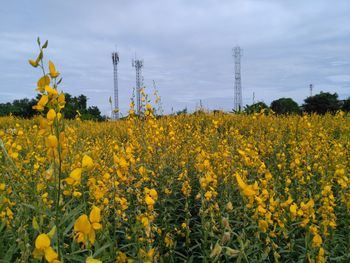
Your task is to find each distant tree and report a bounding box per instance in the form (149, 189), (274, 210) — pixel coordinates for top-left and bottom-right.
(342, 97), (350, 112)
(270, 98), (300, 115)
(213, 110), (225, 115)
(176, 108), (187, 115)
(76, 94), (87, 111)
(0, 98), (37, 118)
(0, 102), (13, 116)
(82, 106), (103, 121)
(244, 102), (268, 114)
(0, 93), (103, 120)
(62, 93), (76, 119)
(303, 92), (340, 114)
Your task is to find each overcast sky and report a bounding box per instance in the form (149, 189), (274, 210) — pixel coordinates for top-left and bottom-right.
(1, 0), (350, 116)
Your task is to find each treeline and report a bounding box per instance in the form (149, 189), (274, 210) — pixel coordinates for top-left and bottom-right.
(244, 92), (350, 115)
(0, 93), (104, 121)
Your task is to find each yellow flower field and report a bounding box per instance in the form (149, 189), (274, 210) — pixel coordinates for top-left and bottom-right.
(0, 41), (349, 262)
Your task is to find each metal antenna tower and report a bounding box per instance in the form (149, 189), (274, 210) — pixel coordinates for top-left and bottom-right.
(112, 51), (120, 119)
(132, 58), (144, 114)
(233, 46), (243, 111)
(309, 84), (313, 97)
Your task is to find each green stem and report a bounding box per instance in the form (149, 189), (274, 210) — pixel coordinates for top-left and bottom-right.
(54, 119), (62, 258)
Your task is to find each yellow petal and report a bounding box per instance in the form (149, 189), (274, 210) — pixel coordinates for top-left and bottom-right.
(70, 168), (82, 184)
(29, 59), (39, 67)
(86, 258), (102, 263)
(37, 75), (50, 88)
(65, 177), (75, 185)
(258, 220), (268, 233)
(44, 247), (58, 262)
(82, 155), (94, 170)
(47, 109), (56, 122)
(235, 173), (247, 190)
(149, 189), (158, 200)
(89, 206), (101, 224)
(47, 135), (58, 148)
(88, 228), (96, 244)
(49, 60), (60, 78)
(92, 222), (102, 230)
(145, 195), (155, 206)
(58, 92), (66, 107)
(74, 214), (91, 234)
(45, 86), (58, 97)
(35, 233), (50, 250)
(36, 95), (49, 108)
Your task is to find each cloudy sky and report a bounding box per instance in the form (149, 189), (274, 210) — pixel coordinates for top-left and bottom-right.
(1, 0), (350, 116)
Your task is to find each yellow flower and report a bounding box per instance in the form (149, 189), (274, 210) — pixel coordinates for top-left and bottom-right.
(37, 75), (51, 92)
(258, 220), (268, 233)
(66, 168), (82, 185)
(49, 60), (60, 78)
(235, 173), (256, 197)
(164, 233), (174, 248)
(74, 214), (94, 245)
(82, 155), (94, 170)
(317, 248), (325, 263)
(29, 59), (39, 67)
(47, 109), (56, 122)
(74, 207), (102, 246)
(44, 247), (58, 262)
(35, 234), (50, 250)
(74, 214), (91, 235)
(290, 203), (298, 217)
(33, 95), (49, 111)
(58, 93), (66, 108)
(145, 195), (155, 206)
(149, 188), (158, 200)
(33, 234), (60, 262)
(204, 191), (213, 200)
(45, 86), (58, 98)
(86, 258), (102, 263)
(47, 135), (58, 148)
(312, 234), (322, 248)
(89, 206), (102, 230)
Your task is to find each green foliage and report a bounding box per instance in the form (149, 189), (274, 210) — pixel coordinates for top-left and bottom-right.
(244, 102), (268, 114)
(0, 98), (37, 118)
(0, 93), (103, 121)
(176, 108), (188, 115)
(303, 92), (340, 114)
(270, 98), (300, 115)
(342, 97), (350, 112)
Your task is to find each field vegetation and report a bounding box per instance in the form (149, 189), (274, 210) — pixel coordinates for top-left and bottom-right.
(0, 40), (349, 262)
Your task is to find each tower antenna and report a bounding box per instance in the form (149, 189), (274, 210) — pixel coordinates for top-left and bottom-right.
(112, 49), (120, 119)
(233, 46), (243, 111)
(132, 57), (144, 115)
(309, 84), (313, 97)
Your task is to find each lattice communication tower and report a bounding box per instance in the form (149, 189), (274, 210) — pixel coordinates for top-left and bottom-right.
(112, 52), (120, 119)
(233, 46), (242, 111)
(310, 84), (313, 97)
(132, 58), (144, 114)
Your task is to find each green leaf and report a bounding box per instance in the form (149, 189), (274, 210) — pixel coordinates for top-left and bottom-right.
(93, 243), (111, 257)
(42, 40), (48, 49)
(37, 37), (41, 46)
(57, 78), (63, 85)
